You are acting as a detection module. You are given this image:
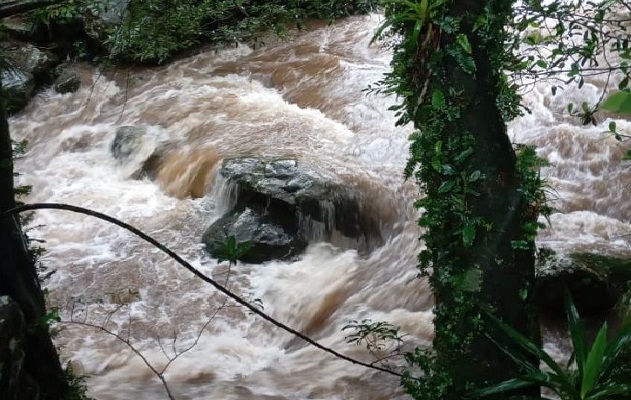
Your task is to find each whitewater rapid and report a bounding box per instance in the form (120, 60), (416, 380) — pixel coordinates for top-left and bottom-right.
(9, 13), (631, 400)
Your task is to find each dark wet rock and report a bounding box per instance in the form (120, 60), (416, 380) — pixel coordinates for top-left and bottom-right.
(1, 16), (33, 41)
(53, 66), (81, 94)
(109, 125), (168, 179)
(84, 0), (131, 41)
(219, 157), (380, 242)
(0, 295), (35, 400)
(535, 250), (631, 315)
(202, 208), (307, 264)
(1, 69), (35, 112)
(2, 42), (59, 83)
(202, 157), (381, 263)
(1, 41), (60, 111)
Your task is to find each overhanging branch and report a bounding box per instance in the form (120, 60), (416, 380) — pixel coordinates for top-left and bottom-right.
(1, 202), (405, 379)
(0, 0), (69, 18)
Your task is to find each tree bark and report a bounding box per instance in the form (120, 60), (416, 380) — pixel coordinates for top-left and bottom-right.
(0, 79), (68, 399)
(405, 0), (540, 396)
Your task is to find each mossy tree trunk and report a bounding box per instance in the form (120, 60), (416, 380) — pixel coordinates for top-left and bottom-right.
(435, 0), (539, 388)
(0, 80), (69, 399)
(394, 0), (540, 398)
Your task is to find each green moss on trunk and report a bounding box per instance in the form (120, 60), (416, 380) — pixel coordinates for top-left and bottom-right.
(377, 0), (541, 398)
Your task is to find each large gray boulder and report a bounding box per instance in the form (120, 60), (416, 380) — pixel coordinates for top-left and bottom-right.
(202, 208), (307, 264)
(219, 158), (380, 242)
(202, 158), (381, 263)
(0, 16), (32, 41)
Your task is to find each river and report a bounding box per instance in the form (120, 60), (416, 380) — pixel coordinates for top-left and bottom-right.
(8, 13), (631, 400)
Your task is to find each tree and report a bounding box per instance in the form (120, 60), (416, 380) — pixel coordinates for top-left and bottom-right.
(0, 73), (70, 399)
(374, 0), (543, 398)
(374, 0), (631, 398)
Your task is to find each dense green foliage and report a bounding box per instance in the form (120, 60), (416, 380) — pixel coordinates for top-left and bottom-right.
(508, 1), (631, 94)
(62, 363), (94, 400)
(474, 293), (631, 400)
(372, 0), (631, 399)
(372, 0), (541, 398)
(30, 0), (376, 63)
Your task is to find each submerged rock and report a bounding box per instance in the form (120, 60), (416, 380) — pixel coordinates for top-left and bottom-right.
(111, 125), (148, 160)
(109, 125), (172, 179)
(535, 250), (631, 315)
(202, 208), (307, 264)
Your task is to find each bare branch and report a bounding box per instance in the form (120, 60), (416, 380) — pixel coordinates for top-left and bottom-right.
(2, 202), (405, 379)
(62, 317), (177, 400)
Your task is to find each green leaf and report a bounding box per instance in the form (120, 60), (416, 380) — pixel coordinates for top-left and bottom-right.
(589, 384), (631, 399)
(431, 90), (445, 109)
(488, 314), (572, 391)
(438, 180), (455, 194)
(456, 33), (472, 54)
(431, 160), (442, 172)
(609, 121), (617, 133)
(601, 91), (631, 114)
(472, 14), (487, 32)
(600, 318), (631, 374)
(462, 223), (476, 246)
(468, 170), (482, 182)
(212, 235), (251, 265)
(471, 378), (534, 397)
(581, 323), (608, 397)
(454, 148), (474, 164)
(411, 19), (423, 46)
(455, 268), (482, 292)
(441, 164), (456, 175)
(565, 291), (587, 380)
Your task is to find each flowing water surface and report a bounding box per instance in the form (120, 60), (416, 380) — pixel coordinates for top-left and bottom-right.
(9, 14), (631, 400)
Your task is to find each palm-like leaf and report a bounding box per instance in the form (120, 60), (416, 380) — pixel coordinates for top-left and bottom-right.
(565, 290), (587, 380)
(212, 235), (251, 265)
(472, 294), (631, 400)
(371, 0), (445, 44)
(581, 324), (608, 397)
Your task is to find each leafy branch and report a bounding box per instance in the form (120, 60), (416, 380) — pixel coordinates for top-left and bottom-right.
(343, 319), (407, 370)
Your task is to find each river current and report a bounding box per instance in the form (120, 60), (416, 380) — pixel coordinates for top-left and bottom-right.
(9, 14), (631, 400)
